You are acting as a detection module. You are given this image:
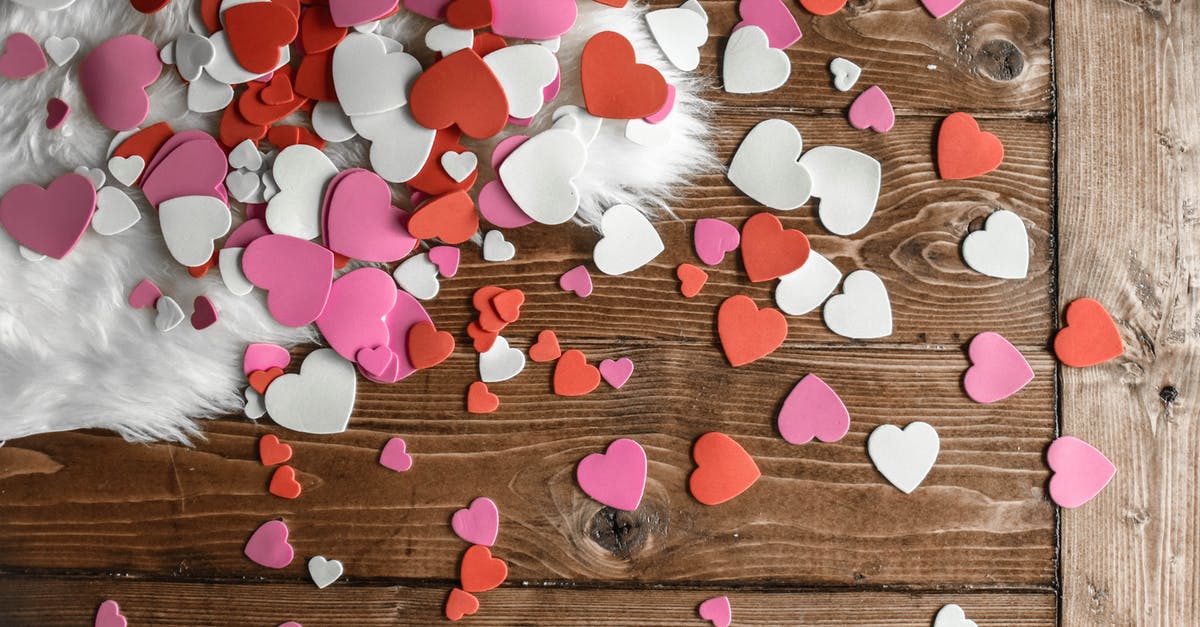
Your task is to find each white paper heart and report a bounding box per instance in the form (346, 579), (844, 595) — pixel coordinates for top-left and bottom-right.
(829, 57), (861, 92)
(219, 247), (255, 296)
(159, 195), (232, 267)
(107, 155), (145, 188)
(484, 44), (559, 120)
(173, 32), (216, 82)
(312, 101), (357, 144)
(479, 336), (526, 383)
(867, 422), (939, 494)
(187, 70), (234, 113)
(933, 604), (978, 627)
(351, 106), (435, 183)
(723, 25), (790, 94)
(43, 36), (79, 66)
(244, 386), (266, 420)
(775, 251), (841, 316)
(499, 128), (587, 225)
(226, 169), (263, 204)
(482, 230), (516, 262)
(205, 31), (289, 85)
(728, 118), (812, 211)
(333, 33), (421, 116)
(265, 348), (357, 435)
(73, 166), (106, 190)
(625, 119), (672, 147)
(440, 150), (477, 183)
(155, 296), (185, 333)
(266, 144), (338, 240)
(646, 6), (708, 72)
(798, 146), (881, 236)
(961, 209), (1029, 279)
(228, 139), (263, 171)
(823, 270), (892, 339)
(392, 253), (440, 300)
(593, 204), (665, 276)
(425, 24), (473, 56)
(91, 187), (141, 236)
(308, 556), (344, 589)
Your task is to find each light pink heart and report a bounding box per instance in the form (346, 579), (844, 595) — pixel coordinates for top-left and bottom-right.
(80, 34), (161, 131)
(698, 596), (732, 627)
(0, 33), (48, 79)
(645, 84), (676, 125)
(543, 67), (562, 103)
(356, 345), (396, 379)
(848, 85), (895, 133)
(143, 129), (214, 179)
(734, 0), (802, 49)
(128, 279), (162, 310)
(428, 246), (460, 277)
(478, 180), (535, 229)
(329, 0), (399, 26)
(46, 98), (70, 130)
(242, 235), (335, 328)
(920, 0), (965, 19)
(576, 438), (647, 511)
(365, 288), (432, 384)
(693, 218), (740, 265)
(316, 267), (397, 362)
(599, 358), (634, 389)
(777, 374), (850, 444)
(403, 0), (450, 19)
(491, 0), (577, 40)
(225, 218), (272, 249)
(0, 172), (96, 259)
(244, 343), (291, 375)
(323, 169), (417, 263)
(1047, 436), (1115, 509)
(963, 332), (1033, 403)
(244, 519), (294, 569)
(191, 296), (219, 330)
(141, 138), (228, 208)
(94, 600), (127, 627)
(559, 265), (593, 298)
(379, 437), (414, 472)
(451, 497), (500, 546)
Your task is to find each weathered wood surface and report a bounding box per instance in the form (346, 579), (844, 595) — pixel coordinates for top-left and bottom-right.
(0, 578), (1057, 626)
(1057, 0), (1200, 625)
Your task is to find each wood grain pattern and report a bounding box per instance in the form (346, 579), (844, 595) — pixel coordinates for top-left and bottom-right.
(0, 578), (1056, 626)
(1057, 0), (1200, 625)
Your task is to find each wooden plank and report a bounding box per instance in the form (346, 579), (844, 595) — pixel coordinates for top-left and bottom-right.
(0, 346), (1055, 585)
(1056, 0), (1200, 625)
(0, 578), (1056, 626)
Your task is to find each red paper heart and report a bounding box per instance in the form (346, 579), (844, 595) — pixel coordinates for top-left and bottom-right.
(240, 76), (307, 126)
(459, 544), (507, 593)
(224, 1), (298, 75)
(130, 0), (170, 13)
(269, 465), (302, 499)
(799, 0), (846, 15)
(268, 125), (326, 150)
(554, 349), (601, 397)
(467, 321), (499, 353)
(446, 0), (493, 29)
(528, 330), (562, 363)
(740, 212), (810, 283)
(409, 49), (509, 140)
(259, 71), (296, 106)
(408, 191), (479, 245)
(467, 381), (499, 413)
(1054, 298), (1123, 367)
(717, 295), (787, 367)
(491, 289), (524, 323)
(299, 5), (347, 54)
(408, 321), (455, 369)
(259, 434), (293, 465)
(445, 588), (480, 621)
(676, 263), (708, 298)
(219, 102), (268, 150)
(249, 367), (285, 394)
(408, 128), (477, 196)
(580, 31), (668, 119)
(689, 432), (761, 505)
(472, 286), (508, 333)
(294, 49), (338, 102)
(937, 112), (1004, 180)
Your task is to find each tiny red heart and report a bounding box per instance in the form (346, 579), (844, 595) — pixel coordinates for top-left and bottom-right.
(467, 381), (499, 414)
(248, 367), (285, 394)
(268, 464), (302, 499)
(444, 588), (480, 621)
(740, 212), (810, 283)
(717, 295), (787, 367)
(258, 434), (292, 465)
(937, 112), (1004, 180)
(689, 432), (761, 505)
(528, 330), (562, 363)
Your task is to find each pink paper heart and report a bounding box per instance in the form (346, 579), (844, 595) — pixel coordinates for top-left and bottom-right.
(428, 246), (460, 277)
(777, 374), (850, 444)
(478, 180), (535, 229)
(491, 0), (577, 40)
(379, 437), (414, 472)
(79, 34), (161, 131)
(1047, 436), (1115, 509)
(645, 84), (676, 125)
(543, 67), (562, 103)
(245, 203), (267, 221)
(599, 358), (634, 389)
(403, 0), (451, 18)
(225, 218), (272, 249)
(242, 235), (335, 327)
(143, 130), (216, 185)
(244, 343), (291, 375)
(316, 267), (397, 362)
(323, 169), (417, 262)
(492, 135), (530, 171)
(128, 279), (163, 309)
(693, 218), (741, 265)
(559, 265), (593, 298)
(698, 596), (732, 627)
(329, 0), (399, 26)
(963, 332), (1033, 403)
(451, 497), (500, 546)
(356, 345), (396, 378)
(141, 137), (229, 208)
(920, 0), (965, 19)
(847, 85), (895, 133)
(366, 289), (432, 384)
(0, 172), (96, 259)
(94, 600), (127, 627)
(244, 519), (294, 569)
(734, 0), (802, 49)
(191, 296), (219, 330)
(576, 438), (647, 511)
(46, 97), (70, 130)
(0, 33), (48, 79)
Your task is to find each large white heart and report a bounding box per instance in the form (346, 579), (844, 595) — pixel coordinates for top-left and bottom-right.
(91, 187), (141, 236)
(312, 101), (358, 144)
(479, 336), (526, 383)
(159, 195), (232, 267)
(498, 128), (587, 225)
(822, 270), (892, 339)
(265, 348), (357, 435)
(933, 604), (978, 627)
(798, 146), (881, 236)
(961, 209), (1029, 279)
(392, 253), (440, 301)
(333, 33), (422, 117)
(775, 251), (841, 316)
(646, 6), (708, 72)
(482, 230), (516, 262)
(728, 118), (812, 211)
(483, 44), (559, 120)
(867, 422), (940, 494)
(723, 26), (790, 94)
(352, 106), (436, 184)
(266, 144), (339, 240)
(593, 204), (665, 276)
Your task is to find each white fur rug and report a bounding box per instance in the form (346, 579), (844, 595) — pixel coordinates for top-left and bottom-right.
(0, 1), (712, 442)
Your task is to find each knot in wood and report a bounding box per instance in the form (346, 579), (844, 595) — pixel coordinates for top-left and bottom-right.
(1159, 385), (1178, 404)
(975, 40), (1025, 81)
(587, 507), (648, 558)
(843, 0), (872, 15)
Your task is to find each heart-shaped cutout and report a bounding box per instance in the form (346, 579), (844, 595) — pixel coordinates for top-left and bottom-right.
(242, 234), (335, 328)
(80, 35), (161, 131)
(799, 146), (881, 236)
(728, 119), (811, 211)
(937, 112), (1004, 180)
(308, 555), (344, 589)
(459, 544), (507, 593)
(676, 263), (708, 298)
(244, 519), (294, 569)
(698, 596), (732, 627)
(694, 218), (740, 265)
(224, 1), (298, 75)
(316, 268), (397, 362)
(467, 381), (500, 414)
(717, 295), (787, 367)
(689, 432), (761, 505)
(0, 172), (96, 259)
(553, 349), (600, 397)
(1047, 436), (1115, 509)
(445, 588), (480, 621)
(735, 0), (801, 49)
(723, 26), (790, 94)
(963, 332), (1034, 403)
(1053, 298), (1123, 367)
(451, 496), (499, 546)
(598, 357), (634, 389)
(379, 437), (414, 472)
(159, 195), (232, 267)
(93, 600), (127, 627)
(410, 49), (509, 139)
(581, 31), (668, 119)
(264, 348), (356, 435)
(962, 209), (1030, 279)
(576, 438), (647, 511)
(740, 212), (809, 283)
(867, 422), (939, 493)
(259, 434), (293, 465)
(408, 191), (479, 245)
(269, 465), (302, 499)
(0, 33), (48, 79)
(248, 367), (284, 395)
(777, 374), (850, 444)
(593, 204), (665, 276)
(528, 330), (562, 363)
(408, 321), (455, 369)
(848, 85), (894, 133)
(558, 265), (593, 297)
(823, 270), (892, 339)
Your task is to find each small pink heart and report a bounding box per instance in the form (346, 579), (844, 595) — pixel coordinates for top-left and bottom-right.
(356, 345), (396, 379)
(244, 519), (294, 569)
(451, 496), (500, 546)
(0, 172), (96, 259)
(141, 137), (228, 208)
(366, 289), (433, 384)
(46, 97), (70, 130)
(128, 279), (163, 310)
(379, 437), (413, 472)
(559, 265), (593, 298)
(428, 246), (461, 277)
(698, 596), (732, 627)
(79, 34), (161, 131)
(329, 0), (399, 26)
(1048, 436), (1115, 509)
(734, 0), (802, 49)
(244, 343), (290, 375)
(0, 33), (48, 79)
(478, 180), (535, 229)
(94, 599), (127, 627)
(777, 374), (850, 444)
(316, 268), (397, 362)
(645, 84), (676, 124)
(323, 169), (417, 263)
(599, 358), (634, 389)
(576, 438), (647, 511)
(963, 332), (1033, 403)
(242, 235), (335, 328)
(191, 296), (219, 330)
(848, 85), (895, 133)
(693, 218), (741, 265)
(490, 0), (578, 40)
(919, 0), (965, 19)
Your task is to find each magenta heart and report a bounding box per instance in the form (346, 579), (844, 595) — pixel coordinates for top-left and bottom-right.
(734, 0), (802, 49)
(357, 345), (396, 379)
(576, 438), (647, 511)
(428, 245), (460, 278)
(244, 519), (294, 569)
(698, 596), (732, 627)
(46, 97), (70, 130)
(323, 169), (416, 263)
(143, 129), (214, 182)
(599, 358), (634, 389)
(847, 85), (895, 133)
(80, 34), (161, 131)
(379, 437), (414, 472)
(366, 289), (432, 384)
(1048, 436), (1115, 509)
(451, 496), (499, 546)
(330, 0), (399, 26)
(141, 137), (228, 208)
(478, 180), (535, 229)
(777, 374), (850, 445)
(128, 279), (163, 309)
(244, 342), (290, 375)
(94, 600), (127, 627)
(558, 265), (593, 298)
(963, 332), (1033, 403)
(491, 0), (578, 40)
(191, 295), (219, 330)
(920, 0), (965, 18)
(0, 33), (48, 79)
(693, 218), (740, 265)
(242, 235), (335, 327)
(225, 218), (271, 249)
(0, 172), (96, 259)
(316, 267), (396, 362)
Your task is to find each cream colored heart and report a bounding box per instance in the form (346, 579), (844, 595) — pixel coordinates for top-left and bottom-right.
(483, 44), (559, 120)
(173, 32), (216, 82)
(822, 270), (892, 339)
(482, 230), (515, 262)
(961, 209), (1029, 279)
(333, 33), (421, 116)
(728, 118), (812, 211)
(227, 139), (263, 171)
(646, 5), (708, 72)
(798, 146), (881, 236)
(308, 556), (344, 589)
(440, 150), (478, 183)
(775, 251), (842, 316)
(829, 57), (861, 92)
(159, 195), (232, 267)
(312, 101), (357, 144)
(155, 296), (185, 333)
(723, 26), (790, 94)
(43, 36), (79, 66)
(107, 155), (145, 187)
(392, 253), (440, 300)
(226, 169), (263, 204)
(867, 422), (940, 494)
(593, 204), (664, 276)
(499, 128), (587, 225)
(265, 348), (357, 435)
(91, 187), (141, 236)
(479, 336), (526, 383)
(266, 144), (338, 239)
(933, 604), (978, 627)
(187, 70), (234, 113)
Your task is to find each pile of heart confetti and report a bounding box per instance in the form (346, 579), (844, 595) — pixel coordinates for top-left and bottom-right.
(1, 0), (1125, 625)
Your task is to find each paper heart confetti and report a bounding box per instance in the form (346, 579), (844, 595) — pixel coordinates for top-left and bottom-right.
(741, 212), (810, 283)
(676, 263), (708, 298)
(409, 49), (509, 139)
(0, 172), (96, 259)
(445, 588), (480, 621)
(93, 600), (127, 627)
(259, 434), (293, 465)
(962, 209), (1030, 279)
(79, 35), (161, 131)
(576, 438), (647, 511)
(245, 343), (290, 376)
(1047, 436), (1116, 509)
(580, 31), (668, 119)
(483, 44), (558, 120)
(937, 112), (1004, 180)
(829, 57), (860, 91)
(243, 235), (335, 328)
(0, 33), (48, 79)
(867, 422), (940, 494)
(593, 204), (665, 276)
(191, 296), (219, 330)
(452, 497), (500, 546)
(646, 5), (708, 72)
(159, 195), (231, 267)
(264, 348), (356, 435)
(599, 358), (634, 389)
(554, 349), (601, 397)
(735, 0), (801, 49)
(467, 381), (500, 414)
(823, 270), (892, 339)
(308, 556), (344, 589)
(798, 146), (881, 236)
(848, 85), (895, 133)
(408, 321), (455, 369)
(244, 519), (294, 569)
(963, 332), (1034, 403)
(698, 596), (732, 627)
(777, 374), (850, 445)
(480, 336), (526, 383)
(482, 230), (516, 262)
(920, 0), (965, 19)
(490, 0), (578, 39)
(1054, 298), (1123, 367)
(269, 465), (302, 499)
(459, 544), (507, 593)
(128, 279), (162, 310)
(693, 218), (740, 265)
(689, 432), (761, 505)
(559, 265), (593, 297)
(717, 295), (787, 367)
(775, 251), (841, 316)
(728, 119), (811, 211)
(498, 127), (586, 225)
(723, 26), (790, 95)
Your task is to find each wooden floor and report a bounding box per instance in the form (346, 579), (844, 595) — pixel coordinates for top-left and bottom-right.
(1, 0), (1196, 625)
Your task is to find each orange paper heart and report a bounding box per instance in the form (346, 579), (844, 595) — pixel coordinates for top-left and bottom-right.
(689, 432), (761, 505)
(224, 1), (297, 75)
(446, 0), (493, 29)
(445, 588), (480, 621)
(554, 349), (601, 397)
(467, 321), (499, 353)
(409, 49), (509, 140)
(408, 321), (455, 369)
(408, 191), (479, 245)
(467, 381), (500, 414)
(268, 464), (302, 499)
(676, 263), (708, 298)
(459, 545), (507, 593)
(740, 212), (810, 283)
(491, 289), (525, 323)
(717, 295), (787, 367)
(259, 434), (292, 466)
(529, 330), (562, 363)
(473, 286), (509, 333)
(937, 112), (1004, 180)
(799, 0), (846, 15)
(1054, 298), (1123, 367)
(249, 367), (285, 394)
(580, 31), (669, 119)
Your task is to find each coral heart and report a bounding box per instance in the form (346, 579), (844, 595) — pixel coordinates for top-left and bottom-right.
(472, 286), (508, 332)
(269, 465), (302, 499)
(799, 0), (846, 16)
(408, 321), (455, 369)
(224, 1), (298, 75)
(299, 6), (347, 54)
(491, 288), (525, 323)
(244, 519), (294, 569)
(446, 0), (492, 29)
(740, 212), (810, 283)
(292, 49), (337, 103)
(1047, 436), (1116, 508)
(0, 172), (96, 259)
(316, 268), (397, 362)
(717, 295), (787, 367)
(698, 596), (732, 627)
(689, 432), (761, 505)
(242, 235), (335, 328)
(409, 49), (509, 140)
(553, 349), (601, 397)
(576, 438), (647, 510)
(694, 218), (741, 265)
(260, 72), (296, 106)
(409, 128), (477, 196)
(1054, 298), (1123, 367)
(79, 35), (161, 131)
(580, 31), (668, 119)
(937, 112), (1004, 180)
(963, 332), (1034, 403)
(379, 437), (414, 472)
(528, 330), (562, 363)
(249, 367), (285, 395)
(408, 191), (479, 245)
(467, 321), (499, 353)
(259, 434), (293, 465)
(93, 600), (127, 627)
(459, 545), (507, 593)
(451, 497), (500, 546)
(0, 33), (48, 79)
(467, 381), (499, 414)
(445, 588), (480, 621)
(676, 263), (708, 298)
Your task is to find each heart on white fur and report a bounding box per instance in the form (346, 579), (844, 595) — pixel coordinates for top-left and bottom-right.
(775, 251), (841, 316)
(392, 253), (440, 300)
(73, 166), (105, 190)
(172, 32), (215, 83)
(822, 270), (892, 339)
(43, 36), (79, 66)
(440, 150), (477, 183)
(425, 24), (473, 56)
(484, 44), (559, 120)
(499, 128), (587, 225)
(482, 230), (515, 262)
(479, 335), (526, 383)
(723, 25), (790, 94)
(266, 144), (338, 240)
(226, 169), (263, 204)
(728, 118), (812, 211)
(227, 139), (263, 171)
(265, 348), (357, 435)
(625, 119), (671, 147)
(107, 155), (144, 188)
(351, 106), (435, 183)
(593, 204), (664, 276)
(205, 31), (290, 85)
(312, 101), (358, 144)
(333, 33), (421, 116)
(798, 146), (881, 236)
(155, 296), (185, 333)
(552, 105), (602, 146)
(961, 209), (1029, 279)
(187, 70), (234, 113)
(646, 6), (708, 72)
(829, 57), (860, 92)
(219, 247), (255, 296)
(91, 187), (140, 236)
(933, 604), (978, 627)
(159, 195), (232, 267)
(308, 556), (344, 589)
(867, 422), (940, 494)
